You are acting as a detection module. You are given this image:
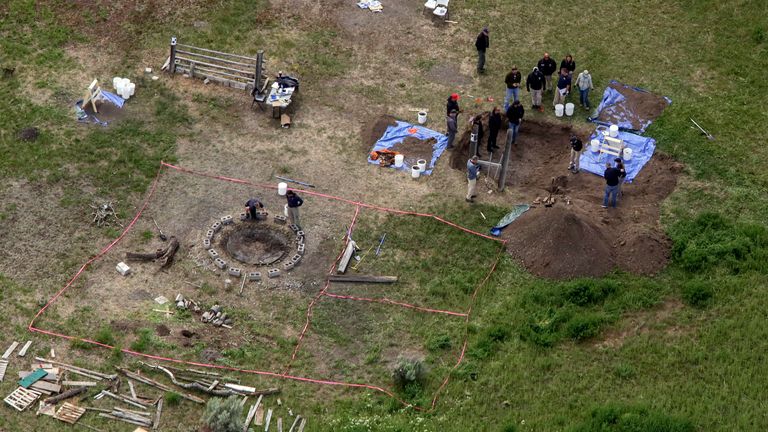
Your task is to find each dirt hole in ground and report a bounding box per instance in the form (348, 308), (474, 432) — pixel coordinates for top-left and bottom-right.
(222, 224), (291, 266)
(451, 115), (682, 279)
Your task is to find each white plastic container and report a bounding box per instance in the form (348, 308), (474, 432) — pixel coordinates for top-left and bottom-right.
(609, 124), (619, 137)
(417, 111), (428, 124)
(116, 262), (131, 276)
(411, 165), (421, 179)
(127, 82), (136, 97)
(590, 139), (600, 153)
(394, 154), (404, 168)
(277, 182), (288, 196)
(113, 77), (121, 90)
(555, 104), (564, 117)
(565, 103), (575, 116)
(284, 204), (289, 217)
(417, 159), (427, 172)
(623, 148), (633, 161)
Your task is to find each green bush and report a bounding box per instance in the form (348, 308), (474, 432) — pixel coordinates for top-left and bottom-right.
(570, 404), (694, 432)
(682, 281), (714, 308)
(565, 313), (607, 341)
(426, 333), (452, 351)
(392, 356), (427, 389)
(520, 308), (571, 347)
(562, 279), (619, 306)
(94, 326), (116, 346)
(165, 392), (182, 406)
(201, 396), (243, 432)
(130, 328), (153, 353)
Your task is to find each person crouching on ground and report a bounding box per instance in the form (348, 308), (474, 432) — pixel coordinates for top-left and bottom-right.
(244, 197), (264, 219)
(568, 135), (583, 173)
(466, 155), (481, 203)
(487, 107), (502, 154)
(285, 190), (304, 228)
(602, 162), (622, 208)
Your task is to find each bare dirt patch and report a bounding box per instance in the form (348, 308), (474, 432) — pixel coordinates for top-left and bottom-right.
(426, 63), (472, 87)
(360, 114), (398, 153)
(390, 136), (437, 168)
(595, 82), (669, 131)
(450, 116), (682, 279)
(595, 298), (685, 349)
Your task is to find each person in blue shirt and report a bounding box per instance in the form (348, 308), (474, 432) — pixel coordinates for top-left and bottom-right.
(553, 68), (572, 107)
(244, 197), (264, 220)
(466, 156), (481, 203)
(285, 190), (304, 228)
(602, 162), (622, 208)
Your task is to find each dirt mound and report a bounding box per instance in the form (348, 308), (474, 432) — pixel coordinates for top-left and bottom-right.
(17, 127), (40, 142)
(360, 114), (397, 153)
(446, 116), (682, 279)
(390, 136), (437, 168)
(596, 82), (669, 131)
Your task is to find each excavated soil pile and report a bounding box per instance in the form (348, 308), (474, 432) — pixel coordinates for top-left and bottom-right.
(390, 136), (437, 168)
(450, 116), (682, 279)
(596, 82), (669, 131)
(360, 114), (398, 153)
(449, 111), (508, 170)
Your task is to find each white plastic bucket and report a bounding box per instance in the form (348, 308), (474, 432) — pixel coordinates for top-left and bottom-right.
(590, 139), (600, 153)
(127, 82), (136, 97)
(609, 124), (619, 137)
(284, 204), (289, 217)
(277, 182), (288, 196)
(623, 148), (633, 161)
(112, 77), (121, 90)
(417, 111), (428, 124)
(394, 154), (404, 168)
(565, 103), (575, 116)
(555, 104), (564, 117)
(411, 165), (421, 179)
(417, 159), (427, 172)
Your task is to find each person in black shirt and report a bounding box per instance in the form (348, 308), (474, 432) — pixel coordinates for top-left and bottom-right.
(568, 135), (583, 173)
(471, 115), (485, 156)
(526, 66), (546, 111)
(537, 52), (558, 93)
(560, 54), (576, 78)
(487, 107), (502, 153)
(504, 65), (522, 109)
(285, 190), (304, 228)
(602, 162), (622, 208)
(615, 158), (627, 195)
(244, 197), (264, 220)
(446, 93), (460, 115)
(505, 100), (525, 145)
(475, 27), (490, 73)
(446, 110), (458, 149)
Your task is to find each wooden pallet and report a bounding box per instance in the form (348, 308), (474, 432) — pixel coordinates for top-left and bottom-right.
(4, 386), (42, 411)
(54, 402), (86, 424)
(0, 360), (8, 382)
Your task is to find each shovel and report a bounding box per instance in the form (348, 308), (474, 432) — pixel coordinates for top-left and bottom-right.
(152, 218), (168, 241)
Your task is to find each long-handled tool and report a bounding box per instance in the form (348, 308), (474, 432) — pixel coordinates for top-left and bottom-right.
(152, 218), (168, 241)
(690, 118), (715, 140)
(375, 233), (387, 256)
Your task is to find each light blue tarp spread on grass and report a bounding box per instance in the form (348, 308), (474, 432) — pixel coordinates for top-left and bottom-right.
(490, 204), (530, 236)
(589, 80), (671, 133)
(579, 130), (656, 183)
(367, 121), (449, 175)
(100, 90), (126, 108)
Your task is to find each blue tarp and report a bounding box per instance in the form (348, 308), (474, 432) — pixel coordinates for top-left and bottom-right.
(367, 121), (449, 175)
(579, 130), (656, 183)
(100, 90), (125, 108)
(589, 80), (671, 134)
(490, 204), (530, 236)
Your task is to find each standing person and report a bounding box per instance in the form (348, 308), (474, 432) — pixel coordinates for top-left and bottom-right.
(560, 54), (576, 78)
(526, 66), (545, 112)
(471, 115), (485, 156)
(537, 52), (557, 93)
(466, 155), (481, 203)
(487, 107), (502, 153)
(602, 162), (622, 208)
(553, 68), (571, 107)
(574, 69), (594, 109)
(504, 65), (522, 109)
(615, 158), (627, 195)
(285, 190), (304, 228)
(446, 109), (458, 149)
(244, 197), (264, 220)
(568, 135), (583, 173)
(446, 93), (460, 115)
(505, 100), (525, 145)
(475, 27), (490, 74)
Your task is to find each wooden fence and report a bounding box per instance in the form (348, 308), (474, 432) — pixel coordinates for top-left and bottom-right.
(164, 37), (265, 92)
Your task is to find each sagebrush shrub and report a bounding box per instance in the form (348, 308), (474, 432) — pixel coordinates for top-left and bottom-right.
(201, 396), (243, 432)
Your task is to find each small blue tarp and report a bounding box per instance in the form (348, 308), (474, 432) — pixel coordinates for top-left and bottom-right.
(100, 90), (125, 108)
(579, 130), (656, 183)
(367, 121), (448, 175)
(589, 80), (671, 134)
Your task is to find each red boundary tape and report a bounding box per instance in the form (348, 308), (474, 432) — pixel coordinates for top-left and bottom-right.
(28, 162), (507, 412)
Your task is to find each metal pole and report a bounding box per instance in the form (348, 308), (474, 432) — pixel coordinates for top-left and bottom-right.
(469, 122), (479, 157)
(169, 37), (177, 74)
(254, 50), (265, 95)
(498, 135), (512, 191)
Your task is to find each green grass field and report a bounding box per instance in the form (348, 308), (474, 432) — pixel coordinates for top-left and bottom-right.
(2, 0), (768, 431)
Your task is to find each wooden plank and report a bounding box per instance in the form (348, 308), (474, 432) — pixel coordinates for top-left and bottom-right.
(63, 380), (98, 387)
(128, 380), (137, 399)
(255, 403), (265, 425)
(297, 418), (306, 432)
(17, 341), (32, 357)
(98, 413), (151, 428)
(327, 275), (399, 284)
(176, 43), (259, 62)
(101, 390), (151, 409)
(277, 417), (283, 432)
(175, 49), (256, 68)
(19, 368), (48, 388)
(288, 416), (301, 432)
(35, 357), (116, 380)
(243, 403), (258, 432)
(265, 408), (273, 432)
(337, 240), (357, 274)
(175, 56), (254, 77)
(174, 63), (253, 82)
(174, 67), (250, 90)
(2, 341), (19, 359)
(30, 380), (61, 393)
(54, 402), (86, 424)
(0, 360), (7, 382)
(4, 386), (42, 411)
(153, 398), (163, 431)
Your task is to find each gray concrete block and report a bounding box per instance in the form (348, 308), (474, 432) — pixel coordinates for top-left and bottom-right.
(296, 236), (304, 246)
(248, 271), (262, 281)
(274, 215), (287, 224)
(228, 267), (241, 277)
(206, 229), (215, 240)
(221, 215), (234, 225)
(203, 238), (211, 250)
(208, 249), (219, 259)
(296, 230), (305, 238)
(239, 212), (248, 221)
(214, 258), (227, 269)
(267, 268), (280, 278)
(297, 243), (305, 254)
(282, 261), (295, 271)
(256, 211), (268, 221)
(289, 224), (300, 233)
(211, 221), (222, 232)
(290, 254), (302, 264)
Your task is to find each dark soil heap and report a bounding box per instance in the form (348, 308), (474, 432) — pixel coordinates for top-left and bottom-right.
(390, 136), (437, 168)
(360, 114), (397, 152)
(596, 82), (669, 131)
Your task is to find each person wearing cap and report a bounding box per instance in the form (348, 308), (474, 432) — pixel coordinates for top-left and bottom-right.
(568, 135), (583, 173)
(615, 157), (627, 195)
(602, 162), (622, 208)
(285, 190), (304, 228)
(575, 69), (594, 109)
(446, 109), (458, 149)
(487, 107), (502, 153)
(526, 66), (546, 112)
(446, 93), (461, 115)
(537, 52), (558, 93)
(553, 68), (571, 107)
(560, 54), (576, 78)
(505, 99), (524, 145)
(466, 155), (481, 203)
(475, 27), (490, 74)
(504, 65), (522, 109)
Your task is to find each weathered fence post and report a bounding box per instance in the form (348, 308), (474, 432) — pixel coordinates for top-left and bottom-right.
(254, 50), (265, 92)
(498, 136), (512, 191)
(169, 37), (177, 74)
